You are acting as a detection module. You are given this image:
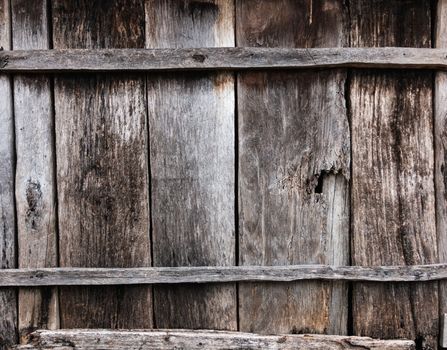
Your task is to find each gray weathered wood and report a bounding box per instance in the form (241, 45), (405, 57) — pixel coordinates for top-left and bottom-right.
(3, 47), (447, 72)
(350, 1), (438, 347)
(53, 0), (152, 329)
(15, 329), (416, 350)
(0, 0), (17, 348)
(146, 0), (236, 330)
(2, 264), (447, 287)
(11, 0), (59, 342)
(237, 0), (349, 334)
(436, 2), (447, 347)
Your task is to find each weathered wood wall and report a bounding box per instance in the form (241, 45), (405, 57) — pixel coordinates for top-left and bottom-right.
(0, 0), (444, 349)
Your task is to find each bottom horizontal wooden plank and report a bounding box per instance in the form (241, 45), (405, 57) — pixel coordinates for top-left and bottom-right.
(15, 329), (415, 350)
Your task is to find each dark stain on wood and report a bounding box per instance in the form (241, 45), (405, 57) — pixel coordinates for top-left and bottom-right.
(25, 180), (42, 231)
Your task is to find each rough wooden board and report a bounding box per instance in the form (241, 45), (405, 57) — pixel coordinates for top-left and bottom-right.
(52, 0), (152, 328)
(11, 0), (59, 341)
(5, 47), (447, 72)
(237, 0), (349, 334)
(4, 264), (447, 286)
(16, 329), (416, 350)
(436, 1), (447, 346)
(146, 0), (236, 330)
(349, 1), (438, 347)
(0, 0), (17, 348)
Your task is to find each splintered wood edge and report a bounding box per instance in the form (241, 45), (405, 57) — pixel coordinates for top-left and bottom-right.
(1, 264), (447, 286)
(1, 47), (447, 72)
(13, 329), (416, 350)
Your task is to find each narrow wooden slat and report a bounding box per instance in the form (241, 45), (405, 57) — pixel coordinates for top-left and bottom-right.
(53, 0), (152, 329)
(436, 2), (447, 347)
(2, 264), (447, 286)
(237, 0), (349, 334)
(146, 0), (236, 330)
(11, 0), (59, 341)
(0, 0), (17, 347)
(15, 329), (416, 350)
(350, 1), (438, 347)
(2, 47), (447, 72)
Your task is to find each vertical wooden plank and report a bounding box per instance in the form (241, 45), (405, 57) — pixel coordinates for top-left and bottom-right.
(436, 0), (447, 344)
(350, 1), (438, 347)
(11, 0), (59, 342)
(236, 0), (350, 334)
(52, 0), (152, 328)
(146, 0), (236, 329)
(0, 1), (17, 348)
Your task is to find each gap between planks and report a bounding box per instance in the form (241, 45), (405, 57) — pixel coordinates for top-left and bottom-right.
(13, 329), (415, 350)
(1, 47), (447, 72)
(1, 264), (447, 286)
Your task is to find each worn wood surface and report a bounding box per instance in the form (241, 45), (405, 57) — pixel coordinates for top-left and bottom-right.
(436, 0), (447, 342)
(5, 47), (447, 72)
(146, 0), (236, 330)
(0, 0), (17, 348)
(11, 0), (59, 342)
(3, 264), (447, 286)
(237, 0), (349, 335)
(52, 0), (152, 328)
(349, 1), (438, 347)
(16, 329), (416, 350)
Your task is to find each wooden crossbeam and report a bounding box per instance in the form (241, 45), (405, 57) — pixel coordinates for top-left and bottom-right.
(1, 264), (447, 287)
(15, 329), (415, 350)
(0, 47), (447, 72)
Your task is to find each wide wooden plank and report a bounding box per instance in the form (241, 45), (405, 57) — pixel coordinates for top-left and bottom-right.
(4, 47), (447, 72)
(436, 2), (447, 348)
(350, 1), (438, 347)
(0, 0), (17, 348)
(237, 0), (349, 334)
(11, 0), (58, 342)
(3, 264), (447, 286)
(16, 329), (416, 350)
(52, 0), (152, 328)
(146, 0), (236, 329)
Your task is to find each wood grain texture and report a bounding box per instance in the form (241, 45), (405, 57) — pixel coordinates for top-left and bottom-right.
(17, 329), (416, 350)
(4, 264), (447, 286)
(0, 0), (17, 348)
(52, 0), (152, 329)
(6, 47), (447, 72)
(436, 0), (447, 337)
(349, 1), (438, 347)
(11, 0), (58, 341)
(146, 0), (236, 330)
(237, 0), (349, 334)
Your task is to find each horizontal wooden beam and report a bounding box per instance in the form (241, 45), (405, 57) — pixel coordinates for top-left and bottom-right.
(15, 329), (415, 349)
(0, 47), (447, 72)
(1, 264), (447, 287)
